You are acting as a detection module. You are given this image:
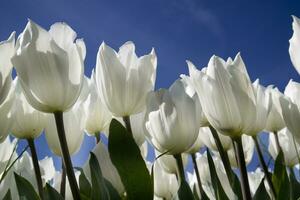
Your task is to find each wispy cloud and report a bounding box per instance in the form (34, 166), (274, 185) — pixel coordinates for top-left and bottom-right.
(170, 0), (224, 38)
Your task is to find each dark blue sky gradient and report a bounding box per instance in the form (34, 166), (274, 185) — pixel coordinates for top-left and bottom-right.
(1, 0), (300, 171)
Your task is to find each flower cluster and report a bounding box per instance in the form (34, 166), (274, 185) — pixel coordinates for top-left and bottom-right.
(0, 16), (300, 200)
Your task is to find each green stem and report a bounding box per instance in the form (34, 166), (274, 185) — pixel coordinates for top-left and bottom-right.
(191, 153), (207, 199)
(54, 112), (81, 200)
(274, 131), (283, 153)
(123, 116), (133, 137)
(60, 161), (66, 198)
(27, 138), (44, 199)
(95, 132), (101, 144)
(233, 137), (251, 200)
(252, 136), (276, 198)
(209, 126), (235, 182)
(289, 167), (294, 200)
(174, 154), (185, 183)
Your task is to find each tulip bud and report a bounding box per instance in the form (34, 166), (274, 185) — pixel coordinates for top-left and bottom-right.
(95, 41), (157, 117)
(265, 87), (285, 132)
(289, 15), (300, 75)
(12, 20), (85, 113)
(11, 78), (47, 139)
(83, 70), (112, 136)
(244, 80), (271, 136)
(280, 80), (300, 143)
(155, 151), (188, 175)
(45, 103), (85, 156)
(153, 161), (178, 199)
(268, 128), (300, 167)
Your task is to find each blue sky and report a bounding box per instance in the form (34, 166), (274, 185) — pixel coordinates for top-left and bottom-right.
(1, 0), (300, 171)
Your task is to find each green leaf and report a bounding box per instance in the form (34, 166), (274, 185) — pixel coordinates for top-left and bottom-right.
(104, 178), (121, 200)
(207, 150), (229, 200)
(272, 151), (290, 200)
(14, 173), (40, 200)
(177, 180), (195, 200)
(3, 189), (12, 200)
(89, 152), (110, 200)
(108, 119), (153, 200)
(290, 168), (300, 199)
(252, 178), (270, 200)
(75, 167), (92, 199)
(43, 183), (64, 200)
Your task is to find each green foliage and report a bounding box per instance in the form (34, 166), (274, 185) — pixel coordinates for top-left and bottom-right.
(272, 151), (290, 200)
(252, 178), (270, 200)
(290, 168), (300, 200)
(14, 173), (40, 200)
(207, 150), (229, 200)
(177, 180), (195, 200)
(108, 119), (153, 200)
(89, 152), (110, 200)
(43, 183), (64, 200)
(3, 189), (12, 200)
(76, 167), (92, 199)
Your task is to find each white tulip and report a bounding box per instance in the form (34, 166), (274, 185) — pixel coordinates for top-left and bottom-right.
(265, 87), (285, 132)
(153, 161), (178, 199)
(95, 41), (157, 117)
(245, 80), (271, 136)
(39, 156), (56, 183)
(269, 128), (300, 167)
(45, 103), (85, 156)
(199, 126), (232, 151)
(12, 20), (85, 113)
(180, 74), (208, 127)
(188, 53), (256, 138)
(11, 78), (47, 139)
(145, 79), (200, 154)
(155, 151), (188, 175)
(0, 32), (15, 105)
(83, 71), (112, 136)
(289, 15), (300, 74)
(83, 142), (124, 194)
(0, 83), (15, 142)
(280, 80), (300, 143)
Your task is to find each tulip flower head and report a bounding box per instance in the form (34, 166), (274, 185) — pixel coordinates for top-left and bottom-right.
(289, 15), (300, 75)
(12, 20), (85, 113)
(188, 53), (256, 138)
(95, 41), (157, 117)
(145, 79), (200, 154)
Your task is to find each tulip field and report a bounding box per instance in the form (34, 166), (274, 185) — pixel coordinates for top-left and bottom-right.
(1, 4), (300, 200)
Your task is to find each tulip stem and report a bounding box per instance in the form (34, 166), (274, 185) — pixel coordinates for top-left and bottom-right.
(95, 132), (101, 144)
(252, 136), (276, 198)
(27, 138), (44, 200)
(209, 126), (241, 196)
(60, 161), (66, 198)
(54, 112), (81, 200)
(123, 116), (133, 137)
(174, 154), (185, 183)
(273, 131), (283, 153)
(191, 153), (207, 199)
(233, 137), (251, 200)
